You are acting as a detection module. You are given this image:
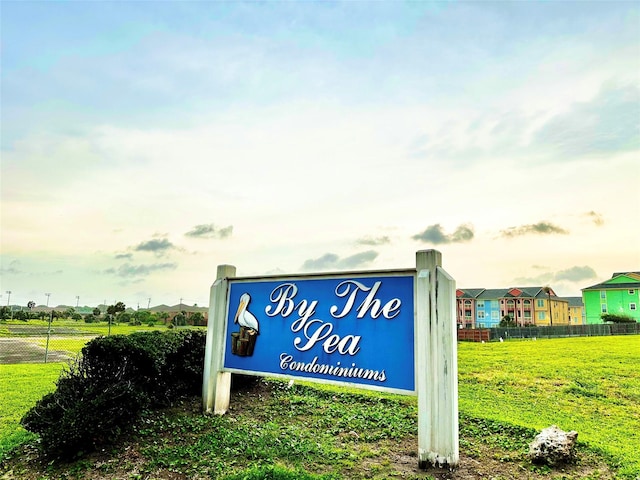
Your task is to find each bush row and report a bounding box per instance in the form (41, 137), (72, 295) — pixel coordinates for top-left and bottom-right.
(21, 329), (206, 458)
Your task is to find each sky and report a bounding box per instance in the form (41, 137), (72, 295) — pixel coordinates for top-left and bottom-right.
(1, 1), (639, 309)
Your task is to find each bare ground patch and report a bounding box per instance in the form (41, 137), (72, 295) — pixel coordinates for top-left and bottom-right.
(0, 337), (73, 364)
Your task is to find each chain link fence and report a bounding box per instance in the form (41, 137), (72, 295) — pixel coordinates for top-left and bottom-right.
(0, 323), (102, 364)
(459, 322), (640, 342)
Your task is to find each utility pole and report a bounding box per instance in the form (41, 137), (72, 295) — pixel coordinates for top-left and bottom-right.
(6, 291), (12, 320)
(45, 293), (51, 307)
(147, 297), (151, 309)
(76, 296), (80, 308)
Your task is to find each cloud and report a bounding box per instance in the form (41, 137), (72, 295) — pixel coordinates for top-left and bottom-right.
(338, 251), (379, 269)
(412, 224), (474, 244)
(0, 260), (23, 275)
(301, 250), (379, 272)
(132, 238), (177, 256)
(585, 211), (604, 226)
(115, 253), (133, 260)
(513, 265), (598, 286)
(301, 253), (340, 271)
(104, 262), (178, 278)
(554, 266), (598, 282)
(356, 235), (391, 246)
(499, 221), (568, 238)
(185, 223), (233, 239)
(532, 83), (640, 159)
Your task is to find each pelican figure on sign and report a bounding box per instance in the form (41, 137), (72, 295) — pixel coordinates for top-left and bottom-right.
(234, 293), (259, 333)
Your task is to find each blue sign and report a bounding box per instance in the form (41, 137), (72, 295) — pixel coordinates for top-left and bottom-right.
(223, 274), (415, 392)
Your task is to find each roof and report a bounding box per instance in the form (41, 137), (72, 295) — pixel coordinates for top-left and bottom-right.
(563, 296), (584, 307)
(457, 287), (560, 300)
(583, 282), (640, 291)
(456, 288), (485, 298)
(582, 271), (640, 291)
(477, 288), (509, 299)
(612, 272), (640, 279)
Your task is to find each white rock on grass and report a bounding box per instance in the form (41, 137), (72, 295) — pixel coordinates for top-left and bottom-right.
(529, 425), (578, 466)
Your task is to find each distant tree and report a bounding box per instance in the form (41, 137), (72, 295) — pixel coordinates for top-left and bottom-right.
(157, 311), (170, 325)
(84, 314), (96, 324)
(13, 310), (29, 321)
(92, 307), (101, 317)
(499, 315), (517, 328)
(0, 306), (10, 320)
(172, 312), (187, 327)
(602, 313), (636, 323)
(71, 313), (83, 321)
(37, 311), (48, 320)
(64, 307), (75, 319)
(107, 302), (126, 315)
(133, 310), (152, 325)
(190, 311), (205, 326)
(542, 286), (553, 326)
(27, 301), (36, 310)
(106, 302), (126, 318)
(117, 312), (132, 323)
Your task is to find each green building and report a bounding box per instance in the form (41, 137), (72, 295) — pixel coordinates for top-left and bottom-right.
(582, 272), (640, 324)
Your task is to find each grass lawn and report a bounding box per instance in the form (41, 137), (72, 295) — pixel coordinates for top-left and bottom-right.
(457, 335), (640, 478)
(0, 334), (638, 478)
(0, 363), (64, 460)
(0, 319), (175, 336)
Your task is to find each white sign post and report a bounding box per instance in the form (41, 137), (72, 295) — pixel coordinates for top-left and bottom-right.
(202, 264), (235, 414)
(415, 250), (459, 468)
(202, 249), (459, 469)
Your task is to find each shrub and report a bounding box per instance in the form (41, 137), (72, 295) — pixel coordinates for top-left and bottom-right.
(601, 313), (636, 323)
(164, 329), (207, 397)
(21, 330), (207, 458)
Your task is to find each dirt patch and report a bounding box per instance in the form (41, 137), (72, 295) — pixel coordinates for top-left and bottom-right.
(1, 440), (615, 480)
(0, 338), (73, 364)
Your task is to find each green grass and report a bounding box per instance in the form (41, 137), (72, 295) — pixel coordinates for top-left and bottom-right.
(0, 319), (174, 336)
(458, 335), (640, 478)
(32, 337), (95, 355)
(0, 363), (64, 461)
(132, 382), (421, 479)
(1, 335), (638, 478)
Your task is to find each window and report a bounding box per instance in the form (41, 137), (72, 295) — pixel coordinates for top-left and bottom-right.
(601, 304), (607, 313)
(478, 311), (485, 319)
(631, 303), (637, 310)
(477, 300), (485, 308)
(629, 290), (636, 295)
(537, 312), (545, 320)
(524, 311), (531, 318)
(523, 299), (531, 307)
(600, 291), (606, 298)
(537, 299), (544, 307)
(491, 311), (499, 319)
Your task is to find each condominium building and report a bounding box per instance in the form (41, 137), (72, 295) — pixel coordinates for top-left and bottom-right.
(456, 286), (570, 328)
